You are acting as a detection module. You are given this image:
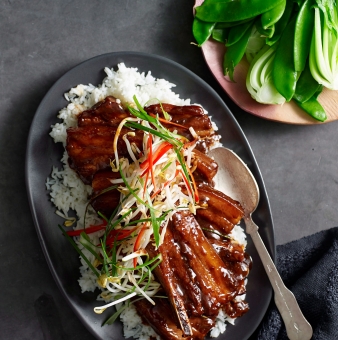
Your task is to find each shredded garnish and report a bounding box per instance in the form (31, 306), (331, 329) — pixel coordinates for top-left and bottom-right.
(64, 95), (201, 322)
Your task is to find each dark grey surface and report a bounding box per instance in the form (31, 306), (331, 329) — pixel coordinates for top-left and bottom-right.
(1, 1), (337, 339)
(26, 52), (273, 340)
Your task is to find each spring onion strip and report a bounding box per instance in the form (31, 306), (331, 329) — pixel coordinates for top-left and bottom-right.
(174, 149), (194, 197)
(125, 121), (183, 148)
(119, 167), (147, 206)
(100, 238), (111, 276)
(103, 301), (129, 325)
(160, 161), (173, 174)
(103, 296), (147, 326)
(104, 209), (135, 276)
(59, 225), (100, 277)
(79, 232), (102, 262)
(142, 97), (171, 121)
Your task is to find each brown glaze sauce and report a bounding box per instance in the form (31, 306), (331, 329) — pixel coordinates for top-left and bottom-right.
(66, 96), (252, 340)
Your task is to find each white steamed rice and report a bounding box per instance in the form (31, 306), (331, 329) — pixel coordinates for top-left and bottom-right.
(46, 63), (247, 340)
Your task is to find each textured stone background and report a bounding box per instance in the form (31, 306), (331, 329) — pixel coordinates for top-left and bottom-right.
(1, 1), (337, 339)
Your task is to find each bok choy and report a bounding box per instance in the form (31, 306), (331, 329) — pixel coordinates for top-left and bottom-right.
(309, 0), (338, 90)
(246, 44), (286, 104)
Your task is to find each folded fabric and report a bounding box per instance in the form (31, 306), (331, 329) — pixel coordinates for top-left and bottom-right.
(251, 226), (338, 340)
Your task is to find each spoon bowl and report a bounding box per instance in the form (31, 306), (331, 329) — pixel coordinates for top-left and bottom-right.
(208, 147), (313, 340)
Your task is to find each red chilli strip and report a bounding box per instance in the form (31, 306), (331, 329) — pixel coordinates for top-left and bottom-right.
(133, 224), (148, 267)
(148, 135), (156, 191)
(66, 220), (108, 237)
(150, 180), (169, 200)
(140, 141), (173, 173)
(180, 170), (192, 196)
(105, 227), (138, 247)
(178, 161), (198, 201)
(186, 165), (199, 203)
(183, 139), (198, 149)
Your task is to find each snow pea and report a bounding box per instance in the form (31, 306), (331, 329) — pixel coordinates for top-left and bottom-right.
(212, 28), (229, 43)
(293, 0), (307, 7)
(266, 0), (294, 46)
(195, 0), (285, 23)
(294, 59), (322, 103)
(255, 19), (275, 38)
(294, 91), (326, 122)
(223, 21), (254, 81)
(192, 18), (216, 46)
(272, 16), (298, 101)
(294, 0), (315, 71)
(215, 18), (253, 29)
(226, 19), (254, 47)
(261, 0), (286, 30)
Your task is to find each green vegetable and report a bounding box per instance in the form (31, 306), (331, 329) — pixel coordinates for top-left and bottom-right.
(294, 59), (323, 102)
(192, 17), (216, 46)
(192, 0), (333, 121)
(294, 90), (327, 122)
(195, 0), (286, 23)
(272, 17), (298, 101)
(245, 26), (266, 63)
(266, 0), (295, 45)
(212, 28), (229, 43)
(294, 0), (307, 6)
(309, 2), (338, 90)
(294, 0), (315, 71)
(59, 224), (100, 277)
(79, 232), (102, 262)
(223, 21), (254, 81)
(226, 20), (255, 47)
(246, 44), (286, 104)
(215, 18), (254, 28)
(255, 19), (275, 38)
(261, 0), (287, 30)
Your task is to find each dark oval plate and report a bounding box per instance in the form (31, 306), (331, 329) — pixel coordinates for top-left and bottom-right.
(25, 52), (275, 340)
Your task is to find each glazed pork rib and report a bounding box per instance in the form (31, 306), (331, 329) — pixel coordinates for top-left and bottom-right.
(77, 96), (131, 127)
(66, 96), (251, 339)
(144, 103), (215, 138)
(66, 97), (221, 185)
(196, 183), (244, 234)
(145, 210), (248, 338)
(66, 125), (144, 184)
(133, 297), (215, 340)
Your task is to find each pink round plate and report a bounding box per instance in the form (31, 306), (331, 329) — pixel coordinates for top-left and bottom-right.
(194, 0), (338, 125)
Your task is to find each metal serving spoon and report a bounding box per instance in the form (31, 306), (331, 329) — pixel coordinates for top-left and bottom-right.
(208, 147), (313, 340)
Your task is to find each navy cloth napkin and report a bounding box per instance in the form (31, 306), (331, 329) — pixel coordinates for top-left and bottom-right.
(251, 226), (338, 340)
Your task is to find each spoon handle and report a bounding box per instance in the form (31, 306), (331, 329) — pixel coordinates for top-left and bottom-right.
(245, 217), (313, 340)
